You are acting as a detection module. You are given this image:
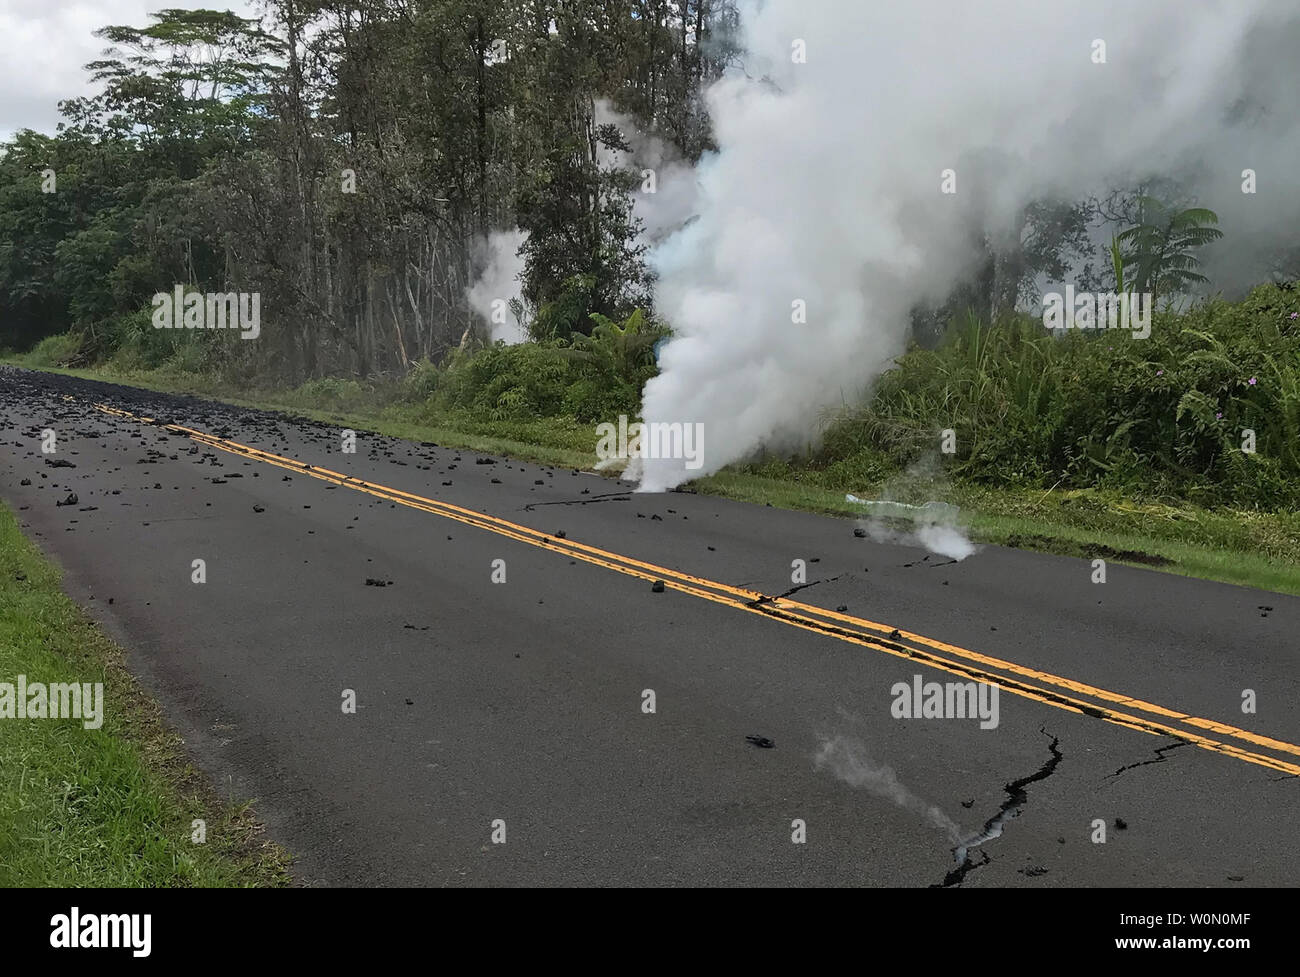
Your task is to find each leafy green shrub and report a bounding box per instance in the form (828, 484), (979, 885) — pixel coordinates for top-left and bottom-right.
(165, 339), (209, 375)
(427, 342), (572, 418)
(825, 283), (1300, 505)
(560, 309), (667, 390)
(401, 358), (440, 401)
(561, 375), (637, 422)
(530, 275), (597, 340)
(20, 332), (81, 367)
(402, 309), (665, 424)
(101, 307), (174, 369)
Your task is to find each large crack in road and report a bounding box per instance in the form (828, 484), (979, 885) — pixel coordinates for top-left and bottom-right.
(936, 727), (1063, 888)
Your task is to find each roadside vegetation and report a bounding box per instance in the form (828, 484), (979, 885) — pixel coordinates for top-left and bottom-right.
(2, 7), (1298, 596)
(9, 281), (1300, 595)
(0, 502), (291, 886)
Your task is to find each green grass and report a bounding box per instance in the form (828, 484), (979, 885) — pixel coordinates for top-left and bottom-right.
(697, 471), (1300, 594)
(5, 332), (81, 369)
(0, 501), (291, 886)
(8, 358), (1300, 596)
(826, 290), (1300, 508)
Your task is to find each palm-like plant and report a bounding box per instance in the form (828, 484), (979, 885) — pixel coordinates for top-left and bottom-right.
(1109, 233), (1126, 294)
(560, 308), (663, 382)
(1116, 196), (1223, 302)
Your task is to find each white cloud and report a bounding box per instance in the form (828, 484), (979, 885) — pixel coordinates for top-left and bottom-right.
(0, 0), (259, 141)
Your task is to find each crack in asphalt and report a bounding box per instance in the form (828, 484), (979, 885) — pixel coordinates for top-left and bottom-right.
(901, 554), (958, 569)
(1106, 738), (1189, 780)
(745, 573), (849, 608)
(522, 492), (632, 511)
(935, 727), (1063, 888)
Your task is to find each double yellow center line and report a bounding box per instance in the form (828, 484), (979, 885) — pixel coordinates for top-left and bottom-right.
(91, 401), (1300, 776)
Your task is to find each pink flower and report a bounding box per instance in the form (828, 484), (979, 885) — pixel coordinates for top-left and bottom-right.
(1291, 312), (1298, 319)
(1156, 370), (1164, 376)
(1249, 377), (1257, 385)
(1216, 412), (1223, 419)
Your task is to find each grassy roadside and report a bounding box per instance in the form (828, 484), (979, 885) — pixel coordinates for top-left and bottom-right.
(8, 359), (1300, 596)
(699, 471), (1300, 595)
(0, 501), (291, 886)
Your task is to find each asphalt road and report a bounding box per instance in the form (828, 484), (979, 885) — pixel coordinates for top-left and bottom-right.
(2, 364), (1297, 887)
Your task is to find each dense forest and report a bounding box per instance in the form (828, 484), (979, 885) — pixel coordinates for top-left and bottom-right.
(0, 2), (740, 380)
(2, 4), (1264, 382)
(3, 3), (1299, 507)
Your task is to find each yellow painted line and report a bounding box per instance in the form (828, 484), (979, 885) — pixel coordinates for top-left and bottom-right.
(91, 402), (1300, 776)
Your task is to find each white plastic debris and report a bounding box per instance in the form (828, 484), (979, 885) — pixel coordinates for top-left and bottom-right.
(845, 495), (960, 522)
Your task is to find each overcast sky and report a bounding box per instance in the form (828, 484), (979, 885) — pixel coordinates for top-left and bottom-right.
(1, 0), (259, 141)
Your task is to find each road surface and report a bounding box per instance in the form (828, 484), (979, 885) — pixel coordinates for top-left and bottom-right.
(2, 365), (1296, 886)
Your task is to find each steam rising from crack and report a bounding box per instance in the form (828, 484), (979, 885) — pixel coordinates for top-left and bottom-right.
(815, 735), (963, 843)
(858, 510), (977, 562)
(849, 456), (976, 560)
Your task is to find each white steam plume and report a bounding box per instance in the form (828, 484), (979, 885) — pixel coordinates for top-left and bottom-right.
(466, 228), (529, 344)
(636, 0), (1300, 492)
(594, 99), (700, 246)
(815, 735), (963, 843)
(858, 518), (977, 563)
(848, 456), (977, 560)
